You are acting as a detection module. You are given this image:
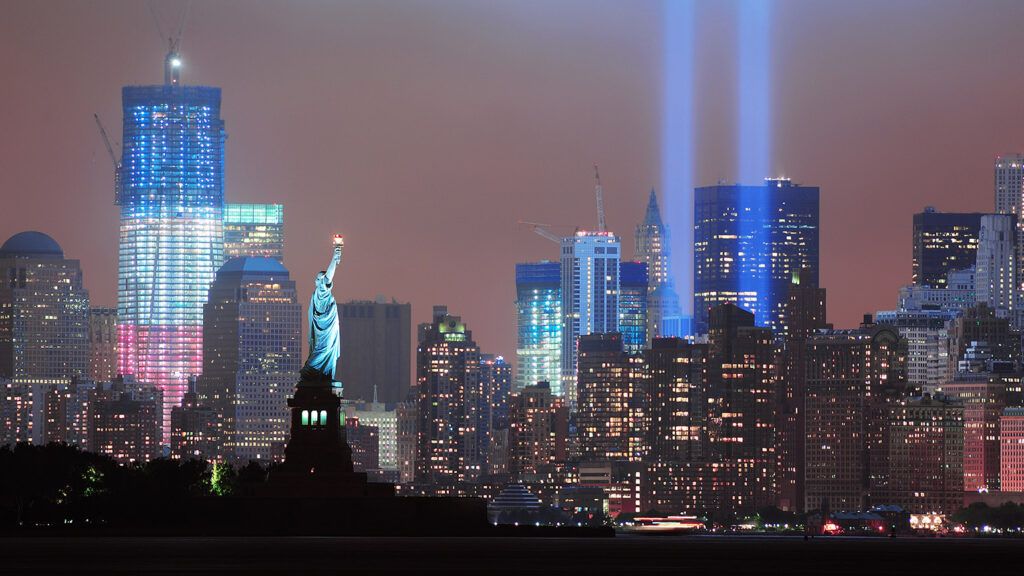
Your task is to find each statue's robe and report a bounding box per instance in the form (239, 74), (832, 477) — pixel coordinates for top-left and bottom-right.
(300, 274), (340, 381)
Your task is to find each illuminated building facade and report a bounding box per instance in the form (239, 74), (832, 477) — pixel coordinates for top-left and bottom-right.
(911, 208), (982, 288)
(515, 261), (562, 393)
(479, 354), (511, 473)
(561, 232), (620, 408)
(89, 307), (118, 382)
(644, 337), (708, 462)
(776, 271), (828, 512)
(223, 203), (284, 262)
(995, 154), (1024, 216)
(344, 401), (399, 471)
(88, 383), (162, 464)
(170, 390), (222, 461)
(875, 308), (957, 392)
(198, 257), (301, 463)
(338, 299), (412, 404)
(634, 189), (683, 339)
(803, 324), (908, 512)
(575, 333), (646, 463)
(1000, 407), (1024, 492)
(508, 382), (567, 479)
(943, 371), (1006, 493)
(947, 304), (1021, 375)
(897, 267), (976, 312)
(415, 307), (482, 483)
(618, 261), (648, 355)
(345, 416), (380, 473)
(706, 304), (775, 512)
(883, 395), (963, 514)
(693, 179), (819, 334)
(974, 213), (1017, 320)
(0, 231), (89, 381)
(117, 75), (226, 441)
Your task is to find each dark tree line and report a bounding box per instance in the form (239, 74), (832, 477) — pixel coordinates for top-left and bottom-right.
(0, 443), (268, 529)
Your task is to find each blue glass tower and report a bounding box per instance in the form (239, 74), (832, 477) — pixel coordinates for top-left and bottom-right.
(515, 261), (562, 394)
(117, 52), (226, 441)
(693, 179), (819, 335)
(618, 261), (649, 355)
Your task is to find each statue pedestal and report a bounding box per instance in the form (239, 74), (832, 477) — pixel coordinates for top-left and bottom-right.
(267, 376), (394, 498)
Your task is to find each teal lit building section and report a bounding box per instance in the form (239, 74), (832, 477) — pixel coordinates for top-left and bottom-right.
(515, 261), (562, 394)
(618, 261), (649, 355)
(117, 82), (226, 442)
(224, 203), (285, 263)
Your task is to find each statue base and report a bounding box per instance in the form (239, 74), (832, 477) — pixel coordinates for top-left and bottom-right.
(266, 375), (394, 498)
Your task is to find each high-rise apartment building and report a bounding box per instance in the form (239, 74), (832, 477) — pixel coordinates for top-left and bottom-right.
(644, 337), (708, 462)
(88, 307), (118, 382)
(479, 354), (511, 474)
(88, 383), (162, 464)
(117, 53), (226, 441)
(198, 257), (301, 463)
(514, 261), (562, 394)
(561, 232), (620, 408)
(693, 179), (819, 334)
(947, 303), (1021, 374)
(223, 203), (284, 263)
(803, 323), (908, 512)
(634, 189), (683, 339)
(508, 381), (567, 479)
(170, 390), (222, 461)
(618, 262), (649, 355)
(875, 308), (957, 392)
(415, 307), (482, 483)
(575, 333), (645, 463)
(911, 208), (983, 288)
(995, 154), (1024, 216)
(338, 299), (411, 404)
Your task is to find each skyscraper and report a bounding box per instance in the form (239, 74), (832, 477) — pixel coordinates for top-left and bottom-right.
(338, 299), (411, 404)
(693, 179), (819, 334)
(508, 382), (567, 479)
(561, 231), (620, 407)
(618, 261), (649, 355)
(995, 154), (1024, 216)
(88, 307), (118, 382)
(479, 354), (511, 474)
(911, 208), (983, 288)
(198, 257), (301, 463)
(514, 261), (562, 393)
(117, 53), (226, 441)
(223, 203), (284, 263)
(975, 213), (1017, 319)
(634, 189), (683, 339)
(415, 307), (482, 483)
(0, 232), (89, 381)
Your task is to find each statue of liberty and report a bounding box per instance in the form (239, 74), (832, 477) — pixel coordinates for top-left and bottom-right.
(300, 239), (343, 384)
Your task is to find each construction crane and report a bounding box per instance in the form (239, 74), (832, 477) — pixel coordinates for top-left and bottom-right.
(517, 220), (572, 244)
(93, 113), (122, 204)
(149, 0), (191, 85)
(594, 164), (606, 233)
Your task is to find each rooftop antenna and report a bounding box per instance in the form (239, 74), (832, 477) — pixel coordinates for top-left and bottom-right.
(150, 0), (192, 85)
(594, 164), (606, 232)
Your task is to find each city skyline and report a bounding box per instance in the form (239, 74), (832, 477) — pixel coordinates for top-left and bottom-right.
(2, 1), (1021, 363)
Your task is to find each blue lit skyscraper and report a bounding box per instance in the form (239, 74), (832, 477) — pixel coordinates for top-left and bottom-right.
(515, 261), (562, 394)
(693, 179), (819, 335)
(618, 261), (648, 355)
(561, 231), (620, 407)
(117, 52), (226, 441)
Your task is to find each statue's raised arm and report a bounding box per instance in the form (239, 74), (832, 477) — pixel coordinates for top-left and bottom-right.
(300, 242), (343, 383)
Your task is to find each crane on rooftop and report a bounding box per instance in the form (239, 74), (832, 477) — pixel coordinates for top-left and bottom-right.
(149, 0), (192, 85)
(594, 164), (606, 233)
(93, 113), (122, 204)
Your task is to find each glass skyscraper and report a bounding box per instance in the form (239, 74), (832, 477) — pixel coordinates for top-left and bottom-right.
(618, 261), (648, 355)
(561, 231), (620, 408)
(912, 208), (983, 288)
(117, 61), (226, 441)
(693, 179), (819, 334)
(514, 261), (562, 394)
(223, 203), (284, 263)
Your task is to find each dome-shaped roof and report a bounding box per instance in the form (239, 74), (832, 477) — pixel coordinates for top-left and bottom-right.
(217, 256), (288, 277)
(0, 231), (63, 257)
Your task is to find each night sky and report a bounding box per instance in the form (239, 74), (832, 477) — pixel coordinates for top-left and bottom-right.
(2, 0), (1021, 362)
